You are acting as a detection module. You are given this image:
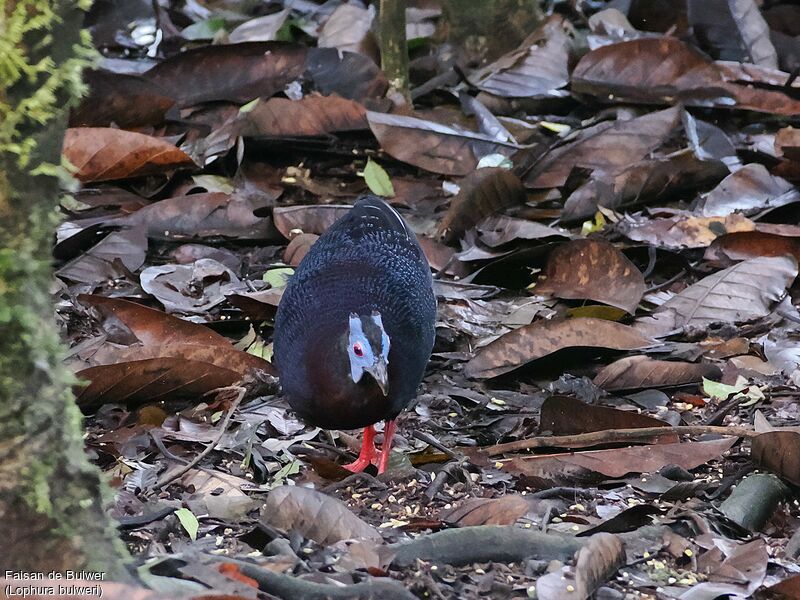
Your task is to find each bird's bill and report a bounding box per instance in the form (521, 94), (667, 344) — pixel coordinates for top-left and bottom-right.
(365, 359), (389, 396)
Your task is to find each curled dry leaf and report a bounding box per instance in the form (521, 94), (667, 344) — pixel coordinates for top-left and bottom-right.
(537, 533), (625, 600)
(464, 317), (657, 379)
(441, 495), (531, 527)
(635, 256), (798, 337)
(114, 192), (275, 241)
(436, 168), (527, 243)
(262, 485), (382, 545)
(572, 37), (800, 115)
(594, 355), (722, 391)
(533, 239), (646, 314)
(63, 128), (195, 183)
(539, 395), (677, 444)
(751, 431), (800, 485)
(367, 111), (519, 176)
(284, 233), (319, 266)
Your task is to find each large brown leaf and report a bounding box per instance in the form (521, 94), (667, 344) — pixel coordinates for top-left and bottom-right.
(464, 317), (657, 379)
(533, 239), (646, 314)
(367, 111), (520, 176)
(594, 355), (721, 391)
(232, 94), (368, 137)
(635, 256), (798, 337)
(572, 37), (800, 115)
(144, 42), (309, 107)
(272, 205), (351, 238)
(75, 296), (273, 408)
(262, 486), (382, 544)
(63, 128), (195, 182)
(527, 106), (682, 189)
(76, 358), (242, 408)
(540, 395), (677, 444)
(442, 495), (531, 526)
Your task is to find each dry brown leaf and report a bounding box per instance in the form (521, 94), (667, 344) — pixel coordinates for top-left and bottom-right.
(594, 355), (721, 390)
(233, 95), (368, 137)
(527, 106), (682, 189)
(262, 486), (382, 545)
(539, 395), (678, 444)
(635, 256), (798, 337)
(464, 317), (657, 379)
(437, 168), (527, 242)
(705, 231), (800, 265)
(476, 214), (570, 247)
(63, 128), (195, 183)
(441, 495), (531, 526)
(503, 438), (736, 478)
(696, 163), (799, 217)
(572, 37), (800, 115)
(272, 205), (351, 238)
(534, 239), (646, 314)
(751, 431), (800, 485)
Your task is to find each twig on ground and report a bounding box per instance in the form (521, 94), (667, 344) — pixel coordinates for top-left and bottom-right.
(482, 425), (757, 457)
(153, 385), (246, 490)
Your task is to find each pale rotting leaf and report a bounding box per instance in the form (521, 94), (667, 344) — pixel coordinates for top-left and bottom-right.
(635, 256), (798, 337)
(464, 317), (658, 379)
(261, 485), (382, 545)
(475, 214), (570, 247)
(533, 239), (646, 314)
(695, 163), (800, 217)
(621, 213), (757, 250)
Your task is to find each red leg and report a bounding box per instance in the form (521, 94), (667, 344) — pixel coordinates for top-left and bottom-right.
(377, 419), (397, 474)
(342, 425), (378, 472)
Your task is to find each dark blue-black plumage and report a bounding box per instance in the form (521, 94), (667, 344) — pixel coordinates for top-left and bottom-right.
(273, 196), (436, 434)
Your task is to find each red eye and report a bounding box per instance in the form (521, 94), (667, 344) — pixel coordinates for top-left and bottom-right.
(353, 343), (364, 357)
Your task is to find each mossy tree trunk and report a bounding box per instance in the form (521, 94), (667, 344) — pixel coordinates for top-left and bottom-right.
(0, 1), (129, 577)
(379, 0), (411, 105)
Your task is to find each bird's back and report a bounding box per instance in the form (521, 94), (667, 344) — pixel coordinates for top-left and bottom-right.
(274, 196), (436, 428)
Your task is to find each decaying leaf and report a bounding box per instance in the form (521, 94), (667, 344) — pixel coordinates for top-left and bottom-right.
(594, 356), (721, 390)
(436, 168), (527, 242)
(533, 239), (646, 314)
(537, 533), (625, 600)
(262, 485), (382, 545)
(441, 495), (531, 527)
(751, 431), (800, 485)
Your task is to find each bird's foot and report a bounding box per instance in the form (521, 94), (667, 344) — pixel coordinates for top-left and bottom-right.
(342, 425), (379, 473)
(342, 421), (398, 474)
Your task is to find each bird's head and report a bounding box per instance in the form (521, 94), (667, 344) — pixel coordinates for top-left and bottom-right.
(347, 311), (390, 396)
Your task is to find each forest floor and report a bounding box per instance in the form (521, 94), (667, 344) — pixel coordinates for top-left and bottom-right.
(58, 1), (800, 598)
